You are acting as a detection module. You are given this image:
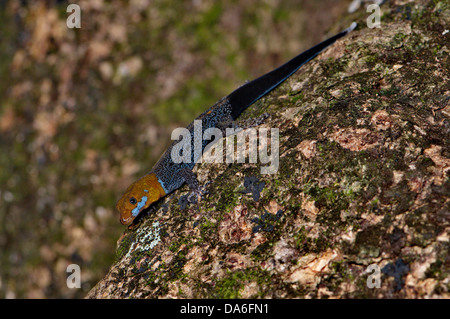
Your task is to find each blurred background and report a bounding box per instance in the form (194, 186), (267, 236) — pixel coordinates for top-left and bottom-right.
(0, 0), (351, 298)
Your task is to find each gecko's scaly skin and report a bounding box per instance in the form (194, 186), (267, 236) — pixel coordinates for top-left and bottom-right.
(117, 23), (357, 225)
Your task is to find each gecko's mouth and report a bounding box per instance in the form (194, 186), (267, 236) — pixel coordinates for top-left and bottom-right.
(120, 215), (134, 225)
(120, 203), (152, 225)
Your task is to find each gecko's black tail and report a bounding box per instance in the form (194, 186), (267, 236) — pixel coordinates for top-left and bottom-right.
(228, 22), (357, 120)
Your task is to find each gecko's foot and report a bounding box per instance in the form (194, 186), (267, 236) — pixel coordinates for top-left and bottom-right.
(187, 182), (210, 204)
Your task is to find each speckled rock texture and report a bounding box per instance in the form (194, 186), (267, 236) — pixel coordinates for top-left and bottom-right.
(87, 0), (449, 299)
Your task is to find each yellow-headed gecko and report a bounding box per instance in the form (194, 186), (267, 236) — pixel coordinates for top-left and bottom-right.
(117, 22), (357, 225)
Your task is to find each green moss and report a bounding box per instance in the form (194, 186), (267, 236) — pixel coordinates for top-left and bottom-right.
(199, 217), (218, 238)
(378, 86), (400, 97)
(212, 268), (272, 298)
(213, 173), (241, 212)
(293, 226), (308, 250)
(289, 91), (304, 104)
(250, 241), (273, 261)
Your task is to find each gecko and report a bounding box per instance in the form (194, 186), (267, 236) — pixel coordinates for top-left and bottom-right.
(116, 22), (357, 225)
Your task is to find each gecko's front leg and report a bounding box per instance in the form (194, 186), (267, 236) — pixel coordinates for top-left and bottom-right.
(179, 168), (209, 204)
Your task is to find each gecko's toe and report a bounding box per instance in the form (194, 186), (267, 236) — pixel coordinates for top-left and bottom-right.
(187, 193), (199, 204)
(187, 183), (210, 203)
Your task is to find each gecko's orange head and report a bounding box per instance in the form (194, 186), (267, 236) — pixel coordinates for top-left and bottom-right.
(116, 173), (166, 225)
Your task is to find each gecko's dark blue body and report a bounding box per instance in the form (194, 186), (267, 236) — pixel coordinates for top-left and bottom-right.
(153, 23), (356, 195)
(117, 22), (357, 225)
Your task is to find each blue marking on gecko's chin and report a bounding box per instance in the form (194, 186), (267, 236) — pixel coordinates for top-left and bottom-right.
(158, 178), (169, 194)
(131, 196), (148, 217)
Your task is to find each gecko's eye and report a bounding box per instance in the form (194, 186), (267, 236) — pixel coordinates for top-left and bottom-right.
(129, 197), (137, 205)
